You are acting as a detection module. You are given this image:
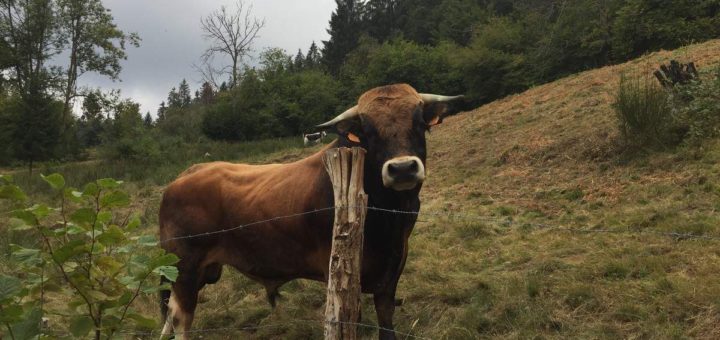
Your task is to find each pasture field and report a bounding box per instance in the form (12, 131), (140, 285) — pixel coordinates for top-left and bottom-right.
(3, 39), (720, 339)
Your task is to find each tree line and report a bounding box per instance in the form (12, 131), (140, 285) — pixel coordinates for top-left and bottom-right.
(174, 0), (720, 143)
(1, 0), (719, 167)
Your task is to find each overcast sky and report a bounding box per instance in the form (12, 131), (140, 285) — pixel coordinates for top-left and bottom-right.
(77, 0), (336, 116)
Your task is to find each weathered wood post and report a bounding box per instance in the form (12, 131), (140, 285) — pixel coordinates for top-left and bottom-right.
(322, 147), (368, 340)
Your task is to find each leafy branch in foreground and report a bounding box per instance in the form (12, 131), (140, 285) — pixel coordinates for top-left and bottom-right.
(0, 174), (177, 339)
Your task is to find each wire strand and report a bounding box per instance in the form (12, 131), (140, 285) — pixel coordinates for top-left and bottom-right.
(158, 205), (720, 244)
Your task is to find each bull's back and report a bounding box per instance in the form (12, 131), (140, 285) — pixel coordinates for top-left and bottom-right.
(159, 158), (334, 279)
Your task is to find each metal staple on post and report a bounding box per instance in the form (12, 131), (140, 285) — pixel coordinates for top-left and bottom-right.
(322, 147), (368, 340)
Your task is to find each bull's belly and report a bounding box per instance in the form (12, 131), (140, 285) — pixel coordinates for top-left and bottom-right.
(214, 233), (330, 283)
(213, 242), (402, 295)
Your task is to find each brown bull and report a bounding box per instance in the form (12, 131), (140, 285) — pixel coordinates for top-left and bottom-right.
(158, 84), (462, 339)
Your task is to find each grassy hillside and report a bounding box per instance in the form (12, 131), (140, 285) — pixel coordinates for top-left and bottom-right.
(180, 39), (720, 339)
(5, 40), (720, 339)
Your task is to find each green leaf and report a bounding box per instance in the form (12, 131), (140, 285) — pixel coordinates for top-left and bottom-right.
(65, 188), (84, 203)
(0, 274), (22, 300)
(86, 289), (109, 301)
(101, 315), (121, 332)
(67, 298), (85, 311)
(70, 207), (96, 226)
(151, 253), (180, 268)
(136, 235), (158, 246)
(153, 266), (179, 282)
(137, 235), (158, 247)
(97, 225), (126, 247)
(69, 315), (94, 337)
(28, 204), (52, 219)
(8, 217), (33, 231)
(127, 312), (158, 329)
(65, 223), (85, 235)
(117, 291), (132, 306)
(9, 306), (41, 340)
(0, 184), (27, 201)
(100, 190), (130, 208)
(41, 173), (65, 190)
(95, 255), (123, 274)
(83, 182), (99, 197)
(126, 215), (141, 231)
(96, 211), (112, 225)
(52, 240), (86, 264)
(11, 210), (37, 227)
(10, 245), (42, 267)
(97, 178), (123, 189)
(0, 304), (23, 323)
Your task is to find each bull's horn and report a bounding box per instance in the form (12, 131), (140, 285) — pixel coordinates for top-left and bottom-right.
(419, 94), (464, 103)
(316, 105), (359, 128)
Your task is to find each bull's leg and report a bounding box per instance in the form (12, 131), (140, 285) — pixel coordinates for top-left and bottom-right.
(161, 262), (204, 340)
(374, 292), (398, 340)
(263, 280), (286, 308)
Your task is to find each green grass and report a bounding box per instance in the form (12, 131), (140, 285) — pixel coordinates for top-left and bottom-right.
(6, 136), (307, 195)
(4, 39), (720, 339)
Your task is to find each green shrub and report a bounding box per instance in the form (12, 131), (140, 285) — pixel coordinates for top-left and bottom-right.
(673, 66), (720, 144)
(340, 37), (463, 104)
(613, 72), (676, 149)
(0, 174), (177, 339)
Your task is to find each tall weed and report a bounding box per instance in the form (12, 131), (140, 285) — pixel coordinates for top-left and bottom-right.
(613, 72), (675, 149)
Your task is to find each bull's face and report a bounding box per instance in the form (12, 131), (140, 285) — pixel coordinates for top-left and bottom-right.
(318, 84), (462, 192)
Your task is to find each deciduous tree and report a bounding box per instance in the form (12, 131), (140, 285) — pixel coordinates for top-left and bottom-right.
(200, 0), (264, 88)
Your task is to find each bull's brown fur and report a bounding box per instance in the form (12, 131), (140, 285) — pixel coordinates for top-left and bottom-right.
(357, 84), (422, 151)
(159, 84), (455, 339)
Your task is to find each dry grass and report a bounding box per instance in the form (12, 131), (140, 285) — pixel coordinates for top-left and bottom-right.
(146, 40), (720, 339)
(6, 40), (720, 339)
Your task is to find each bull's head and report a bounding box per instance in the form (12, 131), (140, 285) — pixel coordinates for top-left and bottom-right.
(318, 84), (462, 192)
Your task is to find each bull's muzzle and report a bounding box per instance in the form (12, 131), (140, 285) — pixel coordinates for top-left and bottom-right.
(382, 156), (426, 191)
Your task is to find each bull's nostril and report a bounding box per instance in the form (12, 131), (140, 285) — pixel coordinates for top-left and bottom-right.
(388, 163), (399, 175)
(409, 161), (418, 173)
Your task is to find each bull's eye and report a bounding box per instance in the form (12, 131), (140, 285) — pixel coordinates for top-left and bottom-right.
(347, 132), (361, 143)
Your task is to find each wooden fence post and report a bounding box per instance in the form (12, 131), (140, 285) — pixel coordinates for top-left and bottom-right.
(322, 147), (368, 340)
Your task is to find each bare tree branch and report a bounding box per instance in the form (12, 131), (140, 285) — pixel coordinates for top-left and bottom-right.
(192, 59), (229, 90)
(199, 0), (264, 88)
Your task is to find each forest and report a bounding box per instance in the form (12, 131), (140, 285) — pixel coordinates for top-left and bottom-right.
(1, 0), (719, 169)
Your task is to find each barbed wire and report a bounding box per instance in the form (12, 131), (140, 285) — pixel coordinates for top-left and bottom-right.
(158, 204), (720, 244)
(158, 206), (338, 244)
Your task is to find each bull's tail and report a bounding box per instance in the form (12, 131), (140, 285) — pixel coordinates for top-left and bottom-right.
(159, 276), (171, 322)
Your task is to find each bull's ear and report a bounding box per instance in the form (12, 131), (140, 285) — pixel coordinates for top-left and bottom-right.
(420, 94), (464, 128)
(423, 102), (449, 127)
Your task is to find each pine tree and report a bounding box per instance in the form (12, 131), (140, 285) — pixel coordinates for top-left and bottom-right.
(157, 101), (167, 122)
(167, 87), (181, 108)
(143, 112), (153, 127)
(305, 41), (321, 69)
(365, 0), (399, 42)
(293, 49), (305, 71)
(178, 79), (192, 107)
(200, 82), (215, 105)
(321, 0), (365, 75)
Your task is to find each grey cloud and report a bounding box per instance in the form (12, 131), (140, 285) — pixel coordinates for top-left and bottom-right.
(76, 0), (334, 115)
